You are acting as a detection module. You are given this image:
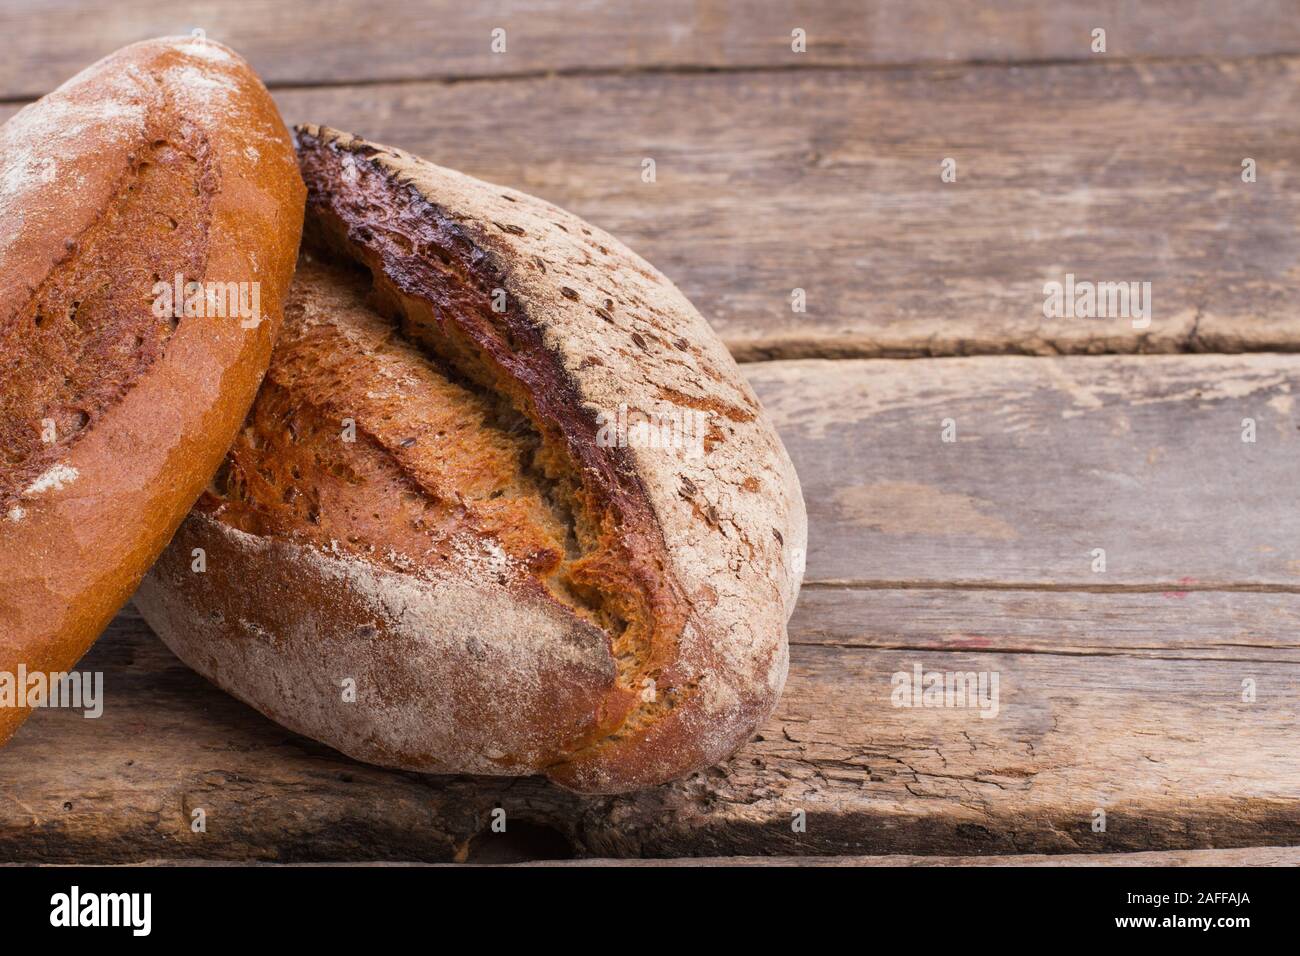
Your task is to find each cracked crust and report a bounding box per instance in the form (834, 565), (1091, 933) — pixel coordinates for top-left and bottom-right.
(136, 126), (806, 793)
(0, 37), (304, 745)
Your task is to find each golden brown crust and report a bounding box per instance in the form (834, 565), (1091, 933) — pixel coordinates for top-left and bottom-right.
(138, 127), (805, 792)
(207, 256), (602, 628)
(0, 37), (304, 744)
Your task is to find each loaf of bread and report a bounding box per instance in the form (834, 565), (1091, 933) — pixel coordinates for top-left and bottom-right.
(136, 126), (806, 793)
(0, 38), (304, 744)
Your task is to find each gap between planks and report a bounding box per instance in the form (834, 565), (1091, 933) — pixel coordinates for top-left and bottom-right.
(141, 50), (1300, 98)
(801, 581), (1300, 593)
(8, 51), (1300, 108)
(88, 845), (1300, 865)
(4, 0), (1300, 101)
(794, 641), (1299, 666)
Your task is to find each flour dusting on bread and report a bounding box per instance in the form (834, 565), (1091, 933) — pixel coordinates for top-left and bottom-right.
(139, 126), (806, 793)
(0, 35), (304, 749)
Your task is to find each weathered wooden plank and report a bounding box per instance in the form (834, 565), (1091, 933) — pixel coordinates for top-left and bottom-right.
(5, 58), (1298, 357)
(1, 357), (1296, 861)
(0, 594), (1294, 862)
(512, 847), (1300, 865)
(261, 58), (1300, 357)
(1, 1), (1296, 101)
(749, 354), (1300, 586)
(103, 846), (1300, 865)
(795, 587), (1300, 663)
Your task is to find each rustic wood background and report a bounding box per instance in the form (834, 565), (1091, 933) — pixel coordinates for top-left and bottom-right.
(0, 0), (1297, 865)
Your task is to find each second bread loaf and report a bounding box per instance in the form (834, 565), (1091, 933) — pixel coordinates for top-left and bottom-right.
(0, 37), (304, 745)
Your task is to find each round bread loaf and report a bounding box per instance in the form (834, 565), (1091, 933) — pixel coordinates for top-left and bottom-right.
(136, 126), (806, 793)
(0, 37), (304, 745)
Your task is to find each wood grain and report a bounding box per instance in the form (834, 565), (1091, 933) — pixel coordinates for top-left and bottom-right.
(750, 354), (1300, 586)
(109, 846), (1300, 865)
(4, 56), (1299, 357)
(0, 356), (1295, 863)
(0, 593), (1293, 863)
(794, 587), (1300, 662)
(271, 58), (1300, 359)
(2, 2), (1296, 864)
(0, 1), (1296, 101)
(511, 847), (1300, 865)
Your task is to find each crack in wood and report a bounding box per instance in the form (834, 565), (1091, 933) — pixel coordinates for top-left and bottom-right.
(801, 581), (1300, 594)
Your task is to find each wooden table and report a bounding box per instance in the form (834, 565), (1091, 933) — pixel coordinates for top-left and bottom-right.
(1, 1), (1297, 865)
